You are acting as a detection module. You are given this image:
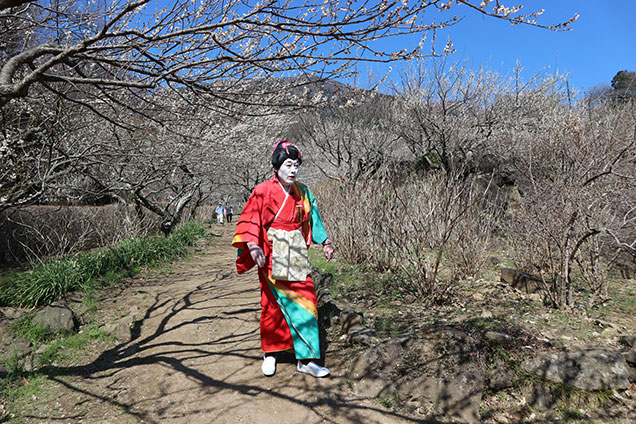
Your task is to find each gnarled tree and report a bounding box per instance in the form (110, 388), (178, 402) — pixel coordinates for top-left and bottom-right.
(1, 0), (577, 226)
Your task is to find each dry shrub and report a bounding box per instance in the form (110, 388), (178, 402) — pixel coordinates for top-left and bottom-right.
(502, 102), (636, 308)
(312, 180), (382, 266)
(185, 204), (217, 223)
(314, 168), (499, 304)
(0, 204), (160, 266)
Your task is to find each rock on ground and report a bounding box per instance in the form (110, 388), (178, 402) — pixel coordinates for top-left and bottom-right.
(522, 348), (631, 391)
(33, 302), (76, 333)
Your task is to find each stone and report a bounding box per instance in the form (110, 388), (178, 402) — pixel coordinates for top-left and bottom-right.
(391, 371), (483, 423)
(619, 335), (636, 349)
(351, 377), (392, 399)
(33, 303), (76, 333)
(349, 336), (412, 378)
(627, 365), (636, 384)
(484, 331), (511, 345)
(472, 292), (485, 302)
(486, 358), (517, 390)
(491, 413), (510, 424)
(595, 319), (621, 330)
(104, 316), (133, 341)
(437, 372), (484, 424)
(0, 334), (32, 363)
(0, 307), (27, 320)
(480, 310), (493, 319)
(397, 374), (439, 402)
(623, 349), (636, 365)
(348, 327), (485, 419)
(500, 268), (543, 294)
(348, 327), (376, 346)
(348, 336), (415, 398)
(116, 389), (133, 403)
(129, 306), (141, 322)
(523, 384), (560, 410)
(21, 356), (36, 372)
(601, 327), (618, 338)
(319, 272), (333, 288)
(522, 348), (631, 391)
(312, 270), (332, 290)
(0, 365), (7, 379)
(318, 299), (341, 327)
(489, 256), (503, 267)
(340, 309), (364, 334)
(315, 286), (331, 303)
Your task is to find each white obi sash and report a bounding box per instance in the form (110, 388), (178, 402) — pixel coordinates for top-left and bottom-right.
(267, 183), (312, 281)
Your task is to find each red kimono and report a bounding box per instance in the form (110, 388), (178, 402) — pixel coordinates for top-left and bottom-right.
(232, 177), (328, 358)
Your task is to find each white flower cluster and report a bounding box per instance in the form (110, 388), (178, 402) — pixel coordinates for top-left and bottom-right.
(443, 39), (455, 54)
(494, 4), (523, 17)
(440, 1), (454, 12)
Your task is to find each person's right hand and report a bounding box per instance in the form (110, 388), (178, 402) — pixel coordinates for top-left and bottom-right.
(246, 241), (266, 268)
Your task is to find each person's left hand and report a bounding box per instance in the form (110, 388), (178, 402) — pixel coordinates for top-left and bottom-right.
(323, 243), (334, 261)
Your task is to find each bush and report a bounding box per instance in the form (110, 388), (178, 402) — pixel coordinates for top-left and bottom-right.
(501, 101), (636, 308)
(0, 222), (208, 308)
(314, 168), (500, 304)
(0, 204), (161, 266)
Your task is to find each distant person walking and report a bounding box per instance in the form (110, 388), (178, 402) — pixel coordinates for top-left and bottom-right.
(215, 203), (224, 225)
(225, 204), (234, 223)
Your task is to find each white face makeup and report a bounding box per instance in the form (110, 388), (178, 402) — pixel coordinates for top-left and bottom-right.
(277, 158), (300, 185)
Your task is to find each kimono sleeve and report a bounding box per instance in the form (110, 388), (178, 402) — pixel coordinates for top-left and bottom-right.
(232, 186), (265, 274)
(306, 187), (328, 245)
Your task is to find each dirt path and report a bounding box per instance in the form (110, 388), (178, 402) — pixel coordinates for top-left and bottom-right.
(24, 225), (424, 424)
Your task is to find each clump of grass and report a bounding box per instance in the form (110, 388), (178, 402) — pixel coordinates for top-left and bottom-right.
(372, 312), (413, 338)
(378, 391), (402, 409)
(309, 248), (394, 303)
(37, 324), (116, 367)
(1, 352), (26, 381)
(9, 315), (58, 345)
(1, 322), (117, 420)
(0, 221), (208, 308)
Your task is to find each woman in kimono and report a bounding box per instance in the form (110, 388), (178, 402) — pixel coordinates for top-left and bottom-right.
(232, 140), (334, 377)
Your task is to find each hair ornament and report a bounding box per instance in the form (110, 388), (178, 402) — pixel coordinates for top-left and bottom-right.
(273, 139), (301, 159)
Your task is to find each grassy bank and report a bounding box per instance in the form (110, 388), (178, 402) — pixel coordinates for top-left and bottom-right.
(0, 222), (209, 308)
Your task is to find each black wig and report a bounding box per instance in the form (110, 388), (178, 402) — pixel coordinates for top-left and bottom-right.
(271, 140), (302, 169)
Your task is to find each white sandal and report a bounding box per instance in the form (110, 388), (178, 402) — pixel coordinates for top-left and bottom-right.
(297, 360), (330, 378)
(262, 354), (277, 376)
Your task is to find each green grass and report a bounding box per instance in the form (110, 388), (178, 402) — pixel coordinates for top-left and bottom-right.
(0, 221), (208, 308)
(1, 352), (26, 380)
(606, 279), (636, 314)
(377, 391), (402, 409)
(372, 312), (413, 338)
(5, 314), (115, 369)
(1, 373), (47, 404)
(1, 323), (119, 421)
(80, 291), (100, 316)
(36, 324), (116, 367)
(309, 247), (362, 297)
(0, 373), (49, 423)
(309, 247), (395, 300)
(0, 222), (208, 421)
(8, 315), (59, 346)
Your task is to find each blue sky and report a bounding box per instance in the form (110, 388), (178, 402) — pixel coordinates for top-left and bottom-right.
(151, 1), (634, 94)
(366, 0), (636, 94)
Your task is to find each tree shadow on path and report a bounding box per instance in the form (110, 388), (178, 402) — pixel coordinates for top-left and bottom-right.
(21, 231), (441, 424)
